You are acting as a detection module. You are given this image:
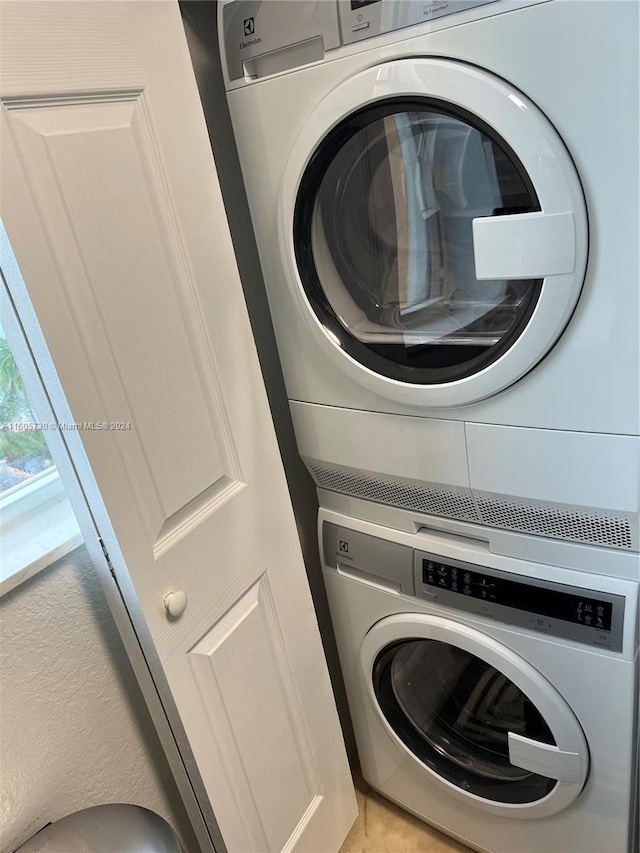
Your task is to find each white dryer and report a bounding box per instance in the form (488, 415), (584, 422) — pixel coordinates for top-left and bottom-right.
(319, 508), (640, 853)
(221, 1), (640, 559)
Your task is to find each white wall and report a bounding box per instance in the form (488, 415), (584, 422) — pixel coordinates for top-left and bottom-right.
(0, 546), (198, 852)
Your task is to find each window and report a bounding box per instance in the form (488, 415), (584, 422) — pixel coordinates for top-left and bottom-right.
(0, 319), (82, 594)
(0, 321), (54, 492)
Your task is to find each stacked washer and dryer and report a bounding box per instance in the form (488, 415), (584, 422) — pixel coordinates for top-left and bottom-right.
(220, 2), (639, 851)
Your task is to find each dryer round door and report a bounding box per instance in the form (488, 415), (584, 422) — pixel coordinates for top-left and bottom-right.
(360, 613), (589, 818)
(280, 59), (588, 407)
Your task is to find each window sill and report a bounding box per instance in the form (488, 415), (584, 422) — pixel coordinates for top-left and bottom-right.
(0, 469), (83, 597)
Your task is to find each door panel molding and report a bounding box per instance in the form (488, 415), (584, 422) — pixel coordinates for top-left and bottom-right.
(5, 93), (243, 540)
(189, 575), (322, 851)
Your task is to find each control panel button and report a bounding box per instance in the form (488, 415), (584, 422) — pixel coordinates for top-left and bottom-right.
(417, 551), (621, 651)
(352, 21), (370, 31)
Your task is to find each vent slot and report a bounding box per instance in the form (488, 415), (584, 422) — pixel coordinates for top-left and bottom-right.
(307, 459), (635, 550)
(308, 461), (478, 522)
(477, 495), (633, 550)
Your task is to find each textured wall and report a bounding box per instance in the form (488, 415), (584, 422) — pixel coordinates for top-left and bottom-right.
(0, 546), (197, 852)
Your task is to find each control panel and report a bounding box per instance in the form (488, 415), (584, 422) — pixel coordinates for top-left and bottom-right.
(418, 552), (623, 650)
(338, 0), (500, 45)
(222, 0), (502, 81)
(323, 522), (626, 651)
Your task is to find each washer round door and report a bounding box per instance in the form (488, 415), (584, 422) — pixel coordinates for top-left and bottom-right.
(360, 614), (589, 818)
(281, 59), (588, 407)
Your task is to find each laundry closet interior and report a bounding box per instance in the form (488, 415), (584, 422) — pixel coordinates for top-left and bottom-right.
(0, 1), (638, 852)
(217, 0), (639, 851)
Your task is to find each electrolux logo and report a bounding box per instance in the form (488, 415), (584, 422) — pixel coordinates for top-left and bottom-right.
(240, 37), (262, 49)
(337, 540), (354, 562)
(239, 16), (262, 50)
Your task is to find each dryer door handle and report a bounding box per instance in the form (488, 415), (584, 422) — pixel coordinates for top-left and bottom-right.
(508, 732), (582, 783)
(472, 211), (575, 280)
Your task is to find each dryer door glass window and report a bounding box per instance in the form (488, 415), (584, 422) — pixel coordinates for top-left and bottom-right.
(294, 100), (543, 384)
(372, 639), (557, 803)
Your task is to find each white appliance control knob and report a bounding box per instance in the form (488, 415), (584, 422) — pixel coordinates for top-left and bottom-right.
(164, 590), (188, 618)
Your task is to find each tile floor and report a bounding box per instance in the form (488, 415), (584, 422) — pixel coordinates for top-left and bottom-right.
(340, 769), (473, 853)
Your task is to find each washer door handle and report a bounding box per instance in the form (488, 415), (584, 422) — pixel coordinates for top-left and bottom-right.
(508, 732), (582, 783)
(472, 211), (575, 280)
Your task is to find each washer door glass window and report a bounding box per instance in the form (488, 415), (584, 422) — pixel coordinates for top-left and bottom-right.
(372, 639), (557, 803)
(294, 101), (542, 384)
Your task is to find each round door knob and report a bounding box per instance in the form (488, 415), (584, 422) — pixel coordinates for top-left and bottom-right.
(164, 590), (187, 618)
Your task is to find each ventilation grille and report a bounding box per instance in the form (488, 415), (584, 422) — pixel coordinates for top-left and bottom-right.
(308, 459), (635, 550)
(309, 462), (478, 522)
(477, 496), (633, 550)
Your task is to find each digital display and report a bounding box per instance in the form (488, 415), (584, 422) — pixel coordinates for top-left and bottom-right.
(350, 0), (381, 10)
(422, 560), (613, 632)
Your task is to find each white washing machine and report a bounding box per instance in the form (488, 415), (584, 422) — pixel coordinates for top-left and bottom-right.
(221, 0), (640, 559)
(319, 508), (640, 852)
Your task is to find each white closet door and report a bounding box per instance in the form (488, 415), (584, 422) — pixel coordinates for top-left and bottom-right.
(0, 3), (356, 851)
